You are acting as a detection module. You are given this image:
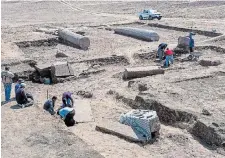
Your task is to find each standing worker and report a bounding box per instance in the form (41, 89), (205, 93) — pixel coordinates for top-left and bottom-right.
(164, 48), (174, 68)
(1, 66), (14, 102)
(189, 32), (195, 53)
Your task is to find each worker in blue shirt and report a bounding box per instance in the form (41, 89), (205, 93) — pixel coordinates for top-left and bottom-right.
(57, 99), (75, 127)
(15, 79), (24, 96)
(43, 96), (57, 115)
(189, 32), (195, 53)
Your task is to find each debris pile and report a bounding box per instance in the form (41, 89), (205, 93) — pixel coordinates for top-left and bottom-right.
(77, 91), (93, 98)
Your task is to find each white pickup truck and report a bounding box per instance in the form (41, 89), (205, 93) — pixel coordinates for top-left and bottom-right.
(138, 9), (162, 20)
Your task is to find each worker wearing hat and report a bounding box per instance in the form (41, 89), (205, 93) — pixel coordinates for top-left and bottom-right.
(157, 43), (167, 62)
(16, 83), (33, 108)
(15, 78), (24, 96)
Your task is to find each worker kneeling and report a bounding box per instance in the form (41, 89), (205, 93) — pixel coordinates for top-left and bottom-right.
(43, 96), (57, 115)
(164, 48), (174, 68)
(57, 99), (75, 127)
(16, 83), (34, 108)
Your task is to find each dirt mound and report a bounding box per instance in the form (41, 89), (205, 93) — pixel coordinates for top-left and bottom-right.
(1, 41), (24, 60)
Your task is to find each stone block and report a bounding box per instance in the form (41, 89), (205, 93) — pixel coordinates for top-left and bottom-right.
(178, 36), (190, 47)
(74, 100), (94, 123)
(51, 62), (74, 83)
(96, 121), (145, 143)
(34, 63), (52, 77)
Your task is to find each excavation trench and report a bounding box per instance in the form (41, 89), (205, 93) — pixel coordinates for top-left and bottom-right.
(134, 45), (225, 62)
(16, 38), (58, 48)
(107, 90), (225, 149)
(106, 21), (222, 37)
(147, 23), (222, 37)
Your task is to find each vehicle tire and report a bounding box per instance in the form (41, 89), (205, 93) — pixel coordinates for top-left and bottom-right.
(139, 16), (143, 20)
(148, 16), (153, 20)
(157, 17), (162, 20)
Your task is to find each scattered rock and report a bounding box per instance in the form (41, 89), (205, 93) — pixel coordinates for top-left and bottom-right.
(138, 83), (148, 91)
(212, 122), (219, 127)
(79, 69), (105, 76)
(77, 91), (93, 98)
(55, 52), (68, 58)
(222, 142), (225, 147)
(128, 81), (135, 88)
(75, 31), (85, 36)
(105, 27), (113, 31)
(199, 60), (222, 66)
(107, 90), (115, 95)
(202, 109), (211, 116)
(91, 64), (101, 69)
(217, 147), (225, 156)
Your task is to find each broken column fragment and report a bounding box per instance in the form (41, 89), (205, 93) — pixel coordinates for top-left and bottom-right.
(174, 36), (190, 54)
(114, 27), (159, 41)
(123, 66), (164, 80)
(58, 29), (90, 49)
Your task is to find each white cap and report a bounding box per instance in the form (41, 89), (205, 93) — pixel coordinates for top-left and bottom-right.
(20, 83), (26, 88)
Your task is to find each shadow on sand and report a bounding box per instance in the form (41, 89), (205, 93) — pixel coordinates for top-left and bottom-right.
(1, 98), (16, 106)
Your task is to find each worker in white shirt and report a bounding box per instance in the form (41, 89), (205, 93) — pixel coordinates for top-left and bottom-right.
(1, 66), (14, 102)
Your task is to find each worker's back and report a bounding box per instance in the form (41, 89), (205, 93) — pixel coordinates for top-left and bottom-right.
(16, 88), (26, 104)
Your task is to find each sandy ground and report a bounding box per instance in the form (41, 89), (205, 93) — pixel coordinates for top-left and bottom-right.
(1, 1), (225, 158)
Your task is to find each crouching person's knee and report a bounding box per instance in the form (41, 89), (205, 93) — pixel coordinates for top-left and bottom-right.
(25, 98), (34, 107)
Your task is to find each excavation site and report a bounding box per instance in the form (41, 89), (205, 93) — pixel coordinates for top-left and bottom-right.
(1, 1), (225, 158)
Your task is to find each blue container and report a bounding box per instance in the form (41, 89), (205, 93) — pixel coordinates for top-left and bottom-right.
(44, 78), (51, 85)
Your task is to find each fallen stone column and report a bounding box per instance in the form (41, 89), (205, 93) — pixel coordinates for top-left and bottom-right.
(114, 27), (159, 41)
(123, 66), (164, 80)
(58, 29), (90, 49)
